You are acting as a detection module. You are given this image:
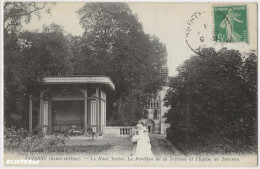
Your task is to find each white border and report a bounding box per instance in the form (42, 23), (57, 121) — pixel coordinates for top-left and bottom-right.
(1, 1), (259, 169)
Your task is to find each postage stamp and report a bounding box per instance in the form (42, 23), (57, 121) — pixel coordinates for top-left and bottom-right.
(214, 5), (248, 43)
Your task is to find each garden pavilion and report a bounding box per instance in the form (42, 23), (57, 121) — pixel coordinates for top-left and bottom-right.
(28, 76), (115, 135)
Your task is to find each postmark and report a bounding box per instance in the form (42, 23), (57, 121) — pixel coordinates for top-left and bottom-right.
(214, 5), (248, 43)
(185, 11), (211, 55)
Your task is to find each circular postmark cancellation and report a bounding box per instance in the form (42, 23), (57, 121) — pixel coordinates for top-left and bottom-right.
(185, 5), (248, 55)
(185, 11), (211, 55)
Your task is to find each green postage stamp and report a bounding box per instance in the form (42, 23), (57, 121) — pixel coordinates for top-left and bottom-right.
(214, 5), (248, 43)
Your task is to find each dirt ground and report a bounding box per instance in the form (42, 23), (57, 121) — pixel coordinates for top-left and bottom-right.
(149, 133), (182, 157)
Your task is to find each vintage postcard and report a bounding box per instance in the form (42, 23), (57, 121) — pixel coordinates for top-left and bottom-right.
(1, 1), (258, 168)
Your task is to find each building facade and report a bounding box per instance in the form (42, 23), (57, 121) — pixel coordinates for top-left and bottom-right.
(140, 65), (171, 134)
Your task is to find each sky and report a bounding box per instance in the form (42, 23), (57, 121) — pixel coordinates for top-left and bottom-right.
(22, 2), (257, 76)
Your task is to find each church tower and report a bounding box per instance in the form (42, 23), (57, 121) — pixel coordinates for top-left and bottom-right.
(159, 65), (169, 82)
(140, 64), (170, 134)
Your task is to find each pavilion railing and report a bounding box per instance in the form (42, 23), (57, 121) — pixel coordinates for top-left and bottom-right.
(103, 126), (135, 136)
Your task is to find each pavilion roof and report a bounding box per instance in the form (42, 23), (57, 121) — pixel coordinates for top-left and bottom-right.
(43, 76), (115, 90)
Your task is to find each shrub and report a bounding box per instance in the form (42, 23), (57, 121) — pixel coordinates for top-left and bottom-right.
(16, 128), (29, 146)
(164, 48), (257, 154)
(21, 135), (42, 152)
(20, 127), (45, 152)
(45, 133), (69, 151)
(5, 126), (69, 152)
(4, 127), (28, 147)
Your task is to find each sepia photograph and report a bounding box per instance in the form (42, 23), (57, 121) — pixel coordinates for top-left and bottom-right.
(1, 1), (258, 167)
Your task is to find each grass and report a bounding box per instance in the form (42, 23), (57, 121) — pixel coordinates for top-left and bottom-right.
(4, 135), (134, 156)
(36, 145), (113, 154)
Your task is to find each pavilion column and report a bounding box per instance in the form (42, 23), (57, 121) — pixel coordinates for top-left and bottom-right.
(84, 88), (88, 132)
(29, 94), (33, 132)
(43, 100), (48, 133)
(48, 99), (52, 133)
(96, 88), (99, 133)
(39, 91), (44, 130)
(98, 88), (102, 133)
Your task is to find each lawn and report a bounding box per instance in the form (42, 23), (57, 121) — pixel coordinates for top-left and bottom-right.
(4, 135), (134, 156)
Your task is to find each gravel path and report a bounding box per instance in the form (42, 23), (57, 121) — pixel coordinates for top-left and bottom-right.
(149, 133), (182, 157)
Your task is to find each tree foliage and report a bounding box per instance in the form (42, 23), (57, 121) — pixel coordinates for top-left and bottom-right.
(4, 2), (167, 127)
(4, 2), (54, 34)
(164, 48), (257, 153)
(76, 2), (167, 125)
(4, 24), (73, 127)
(5, 24), (73, 94)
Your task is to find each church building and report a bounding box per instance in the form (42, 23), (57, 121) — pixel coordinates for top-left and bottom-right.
(140, 65), (171, 134)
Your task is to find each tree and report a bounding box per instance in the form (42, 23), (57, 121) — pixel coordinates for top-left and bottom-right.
(4, 2), (58, 128)
(164, 48), (257, 153)
(4, 24), (73, 128)
(76, 3), (167, 125)
(4, 2), (54, 35)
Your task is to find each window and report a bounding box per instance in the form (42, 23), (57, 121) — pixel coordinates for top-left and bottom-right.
(153, 109), (158, 119)
(143, 110), (149, 119)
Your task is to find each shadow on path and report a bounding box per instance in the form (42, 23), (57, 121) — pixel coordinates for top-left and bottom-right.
(149, 133), (182, 157)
